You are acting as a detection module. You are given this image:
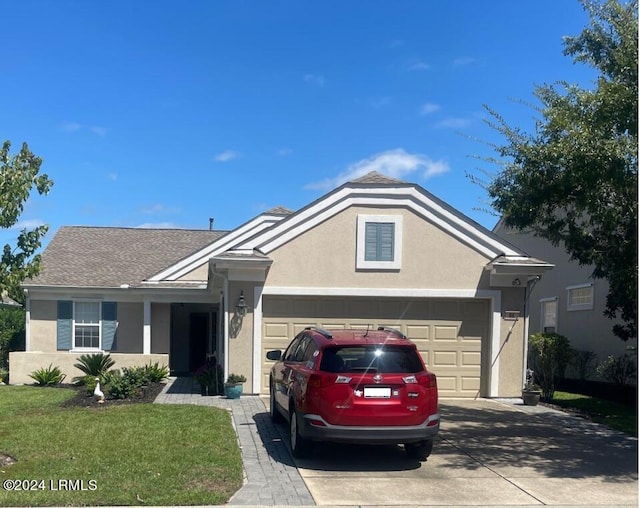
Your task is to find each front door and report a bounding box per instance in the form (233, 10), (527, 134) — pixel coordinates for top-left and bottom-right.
(189, 313), (209, 371)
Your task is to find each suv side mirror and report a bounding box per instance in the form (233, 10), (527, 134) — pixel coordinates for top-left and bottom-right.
(266, 350), (282, 361)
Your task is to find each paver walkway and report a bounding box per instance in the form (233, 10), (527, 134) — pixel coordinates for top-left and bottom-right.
(154, 377), (315, 506)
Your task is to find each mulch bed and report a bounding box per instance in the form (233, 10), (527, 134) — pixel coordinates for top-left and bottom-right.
(59, 381), (167, 409)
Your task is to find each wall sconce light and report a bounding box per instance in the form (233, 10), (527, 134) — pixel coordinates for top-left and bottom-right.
(236, 290), (248, 317)
(512, 278), (522, 286)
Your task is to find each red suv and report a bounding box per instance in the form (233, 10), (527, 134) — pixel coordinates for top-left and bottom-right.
(266, 327), (439, 460)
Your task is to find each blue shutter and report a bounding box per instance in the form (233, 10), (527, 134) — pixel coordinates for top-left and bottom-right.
(365, 222), (395, 261)
(57, 301), (73, 350)
(101, 302), (117, 351)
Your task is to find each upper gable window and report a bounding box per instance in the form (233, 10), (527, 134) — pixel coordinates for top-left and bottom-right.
(567, 283), (594, 311)
(357, 215), (403, 270)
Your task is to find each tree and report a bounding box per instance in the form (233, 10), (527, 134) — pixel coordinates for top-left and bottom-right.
(482, 0), (637, 341)
(1, 141), (53, 304)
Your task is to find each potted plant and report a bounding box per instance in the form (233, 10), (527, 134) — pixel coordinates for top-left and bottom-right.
(522, 369), (542, 406)
(224, 373), (247, 399)
(194, 359), (222, 396)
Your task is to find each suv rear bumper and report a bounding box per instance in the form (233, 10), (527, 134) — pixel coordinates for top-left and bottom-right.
(300, 413), (440, 444)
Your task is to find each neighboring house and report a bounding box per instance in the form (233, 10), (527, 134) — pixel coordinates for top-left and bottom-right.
(10, 172), (553, 398)
(493, 219), (635, 375)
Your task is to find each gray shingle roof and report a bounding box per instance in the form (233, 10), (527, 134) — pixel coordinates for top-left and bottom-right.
(264, 206), (294, 215)
(26, 226), (228, 288)
(350, 171), (406, 185)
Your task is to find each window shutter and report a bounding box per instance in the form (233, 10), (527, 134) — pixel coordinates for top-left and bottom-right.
(378, 223), (394, 261)
(57, 301), (73, 350)
(101, 302), (117, 351)
(365, 223), (379, 261)
(365, 222), (395, 261)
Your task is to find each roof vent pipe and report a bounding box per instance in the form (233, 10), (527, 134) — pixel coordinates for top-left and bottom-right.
(209, 218), (214, 230)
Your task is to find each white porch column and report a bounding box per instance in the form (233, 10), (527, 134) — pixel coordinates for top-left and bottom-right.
(143, 299), (151, 355)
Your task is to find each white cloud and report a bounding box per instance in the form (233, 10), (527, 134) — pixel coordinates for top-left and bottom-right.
(304, 74), (326, 87)
(452, 57), (476, 67)
(305, 148), (449, 190)
(10, 218), (46, 230)
(59, 122), (108, 136)
(214, 150), (241, 162)
(419, 103), (440, 115)
(136, 222), (181, 229)
(277, 148), (293, 156)
(90, 126), (108, 136)
(407, 61), (430, 71)
(434, 117), (472, 129)
(60, 122), (82, 132)
(139, 204), (180, 215)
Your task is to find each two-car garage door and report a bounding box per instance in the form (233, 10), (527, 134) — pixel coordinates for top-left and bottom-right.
(261, 295), (490, 398)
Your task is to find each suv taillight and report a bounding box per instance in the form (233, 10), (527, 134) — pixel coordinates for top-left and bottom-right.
(416, 372), (437, 389)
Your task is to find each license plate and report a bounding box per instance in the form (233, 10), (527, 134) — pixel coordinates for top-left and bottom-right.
(364, 386), (391, 398)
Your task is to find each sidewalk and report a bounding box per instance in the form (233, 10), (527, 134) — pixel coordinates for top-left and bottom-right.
(154, 377), (315, 506)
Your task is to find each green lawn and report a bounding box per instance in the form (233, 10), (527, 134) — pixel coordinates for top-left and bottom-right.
(551, 391), (638, 437)
(0, 386), (243, 506)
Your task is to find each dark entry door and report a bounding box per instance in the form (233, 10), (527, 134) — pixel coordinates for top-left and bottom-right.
(189, 313), (209, 371)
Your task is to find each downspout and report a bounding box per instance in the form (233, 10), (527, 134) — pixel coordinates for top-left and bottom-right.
(522, 276), (541, 388)
(24, 289), (30, 351)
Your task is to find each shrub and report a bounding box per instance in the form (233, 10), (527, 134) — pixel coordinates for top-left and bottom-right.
(29, 364), (66, 386)
(73, 353), (115, 383)
(597, 352), (637, 385)
(528, 332), (573, 401)
(102, 369), (138, 399)
(0, 367), (8, 384)
(143, 362), (169, 383)
(569, 349), (598, 383)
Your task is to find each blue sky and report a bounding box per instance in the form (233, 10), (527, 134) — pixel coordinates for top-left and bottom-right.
(1, 1), (596, 248)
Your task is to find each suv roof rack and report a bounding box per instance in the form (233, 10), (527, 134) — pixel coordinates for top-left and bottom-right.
(377, 327), (407, 340)
(305, 326), (333, 339)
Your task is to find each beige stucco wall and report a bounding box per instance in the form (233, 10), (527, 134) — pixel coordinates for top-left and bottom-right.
(29, 300), (57, 352)
(227, 281), (255, 392)
(178, 263), (209, 282)
(496, 287), (528, 397)
(265, 207), (490, 290)
(8, 351), (168, 385)
(495, 225), (635, 367)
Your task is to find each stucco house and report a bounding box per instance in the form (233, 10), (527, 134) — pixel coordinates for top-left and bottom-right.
(493, 219), (636, 375)
(10, 171), (553, 397)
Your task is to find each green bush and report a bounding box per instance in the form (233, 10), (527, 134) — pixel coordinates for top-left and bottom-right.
(528, 332), (573, 401)
(143, 362), (169, 383)
(597, 352), (637, 385)
(0, 367), (8, 384)
(103, 369), (138, 399)
(29, 364), (66, 386)
(73, 353), (116, 383)
(570, 349), (598, 383)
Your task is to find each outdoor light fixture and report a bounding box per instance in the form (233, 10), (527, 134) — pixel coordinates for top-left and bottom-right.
(512, 278), (522, 286)
(236, 290), (248, 317)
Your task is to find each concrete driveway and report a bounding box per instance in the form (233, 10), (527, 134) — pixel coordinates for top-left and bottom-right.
(282, 399), (638, 507)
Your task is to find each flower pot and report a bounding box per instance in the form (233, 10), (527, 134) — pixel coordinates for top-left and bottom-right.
(224, 383), (243, 399)
(522, 390), (541, 406)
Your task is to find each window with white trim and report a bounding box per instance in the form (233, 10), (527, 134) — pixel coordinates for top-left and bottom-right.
(540, 297), (558, 333)
(567, 283), (594, 311)
(356, 214), (403, 270)
(74, 301), (101, 349)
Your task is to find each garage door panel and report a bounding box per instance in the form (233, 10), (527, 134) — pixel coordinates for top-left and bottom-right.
(261, 296), (488, 397)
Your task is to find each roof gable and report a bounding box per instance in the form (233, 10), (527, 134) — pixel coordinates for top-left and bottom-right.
(234, 173), (523, 259)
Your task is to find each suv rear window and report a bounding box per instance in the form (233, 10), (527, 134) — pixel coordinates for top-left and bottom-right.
(320, 346), (423, 374)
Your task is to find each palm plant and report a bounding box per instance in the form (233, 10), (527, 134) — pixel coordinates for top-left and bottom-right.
(72, 353), (115, 384)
